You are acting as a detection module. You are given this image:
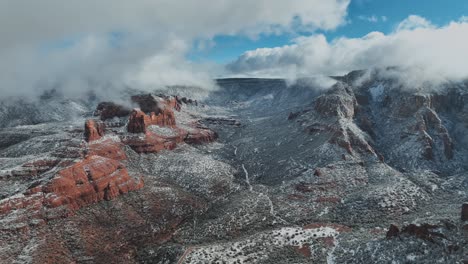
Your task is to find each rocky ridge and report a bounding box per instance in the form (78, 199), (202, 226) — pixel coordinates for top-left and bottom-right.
(0, 73), (466, 263)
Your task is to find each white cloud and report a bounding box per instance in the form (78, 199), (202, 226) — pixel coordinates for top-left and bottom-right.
(357, 15), (388, 23)
(0, 0), (350, 51)
(0, 0), (350, 98)
(396, 15), (433, 31)
(228, 15), (468, 87)
(358, 15), (379, 23)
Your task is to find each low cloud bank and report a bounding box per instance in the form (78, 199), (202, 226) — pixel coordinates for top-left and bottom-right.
(0, 0), (350, 99)
(228, 15), (468, 88)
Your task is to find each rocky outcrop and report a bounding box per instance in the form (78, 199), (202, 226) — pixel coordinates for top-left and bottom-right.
(421, 108), (454, 159)
(184, 125), (218, 144)
(43, 155), (143, 210)
(127, 108), (177, 134)
(386, 224), (400, 239)
(306, 122), (378, 159)
(0, 138), (143, 230)
(202, 117), (241, 127)
(147, 108), (177, 127)
(124, 96), (217, 152)
(84, 119), (105, 142)
(131, 94), (181, 115)
(176, 96), (198, 107)
(87, 139), (127, 161)
(0, 159), (60, 179)
(314, 83), (357, 119)
(385, 223), (446, 242)
(0, 90), (219, 229)
(123, 125), (217, 153)
(414, 107), (454, 160)
(127, 109), (149, 134)
(123, 132), (180, 154)
(462, 204), (468, 221)
(95, 102), (131, 121)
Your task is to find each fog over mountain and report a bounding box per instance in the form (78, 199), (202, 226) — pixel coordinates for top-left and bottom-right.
(0, 1), (468, 264)
(228, 16), (468, 87)
(0, 0), (349, 98)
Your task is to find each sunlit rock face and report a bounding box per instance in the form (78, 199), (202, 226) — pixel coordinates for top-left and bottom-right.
(84, 119), (106, 142)
(0, 73), (467, 263)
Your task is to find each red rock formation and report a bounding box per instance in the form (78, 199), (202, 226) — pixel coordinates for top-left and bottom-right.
(84, 119), (106, 142)
(87, 139), (127, 161)
(43, 155), (143, 211)
(127, 108), (176, 134)
(127, 109), (149, 133)
(123, 132), (179, 154)
(169, 96), (182, 111)
(184, 127), (218, 145)
(148, 108), (176, 127)
(0, 93), (218, 231)
(294, 244), (311, 257)
(0, 135), (143, 229)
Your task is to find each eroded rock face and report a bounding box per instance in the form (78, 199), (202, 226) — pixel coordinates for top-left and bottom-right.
(87, 139), (128, 161)
(43, 155), (143, 210)
(127, 107), (176, 134)
(184, 125), (218, 145)
(314, 83), (357, 119)
(127, 109), (149, 134)
(123, 132), (179, 154)
(84, 119), (106, 142)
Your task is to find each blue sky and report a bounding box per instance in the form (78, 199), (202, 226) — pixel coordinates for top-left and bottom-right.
(190, 0), (468, 63)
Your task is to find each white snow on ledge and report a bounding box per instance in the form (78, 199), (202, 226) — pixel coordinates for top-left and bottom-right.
(370, 83), (385, 102)
(181, 226), (340, 263)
